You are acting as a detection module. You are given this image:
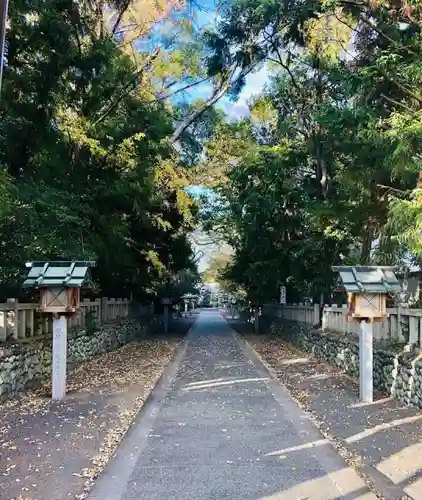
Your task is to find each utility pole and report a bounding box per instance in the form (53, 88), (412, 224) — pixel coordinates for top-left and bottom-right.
(0, 0), (9, 104)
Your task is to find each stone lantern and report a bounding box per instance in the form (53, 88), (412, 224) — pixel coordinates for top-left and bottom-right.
(332, 265), (400, 403)
(23, 261), (96, 399)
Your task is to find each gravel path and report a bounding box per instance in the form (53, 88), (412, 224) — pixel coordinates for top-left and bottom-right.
(231, 321), (422, 500)
(88, 310), (376, 500)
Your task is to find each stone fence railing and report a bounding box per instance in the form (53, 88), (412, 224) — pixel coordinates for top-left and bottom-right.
(0, 297), (130, 342)
(264, 304), (320, 326)
(263, 303), (422, 346)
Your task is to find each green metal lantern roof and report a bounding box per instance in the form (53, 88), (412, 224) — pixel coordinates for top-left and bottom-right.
(23, 261), (96, 288)
(331, 266), (401, 294)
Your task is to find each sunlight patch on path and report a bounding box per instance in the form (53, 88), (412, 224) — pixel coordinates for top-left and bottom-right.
(345, 415), (422, 444)
(265, 439), (327, 457)
(181, 377), (268, 391)
(258, 467), (376, 499)
(377, 441), (422, 485)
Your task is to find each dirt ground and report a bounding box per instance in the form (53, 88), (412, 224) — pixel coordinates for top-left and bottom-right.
(229, 319), (422, 500)
(0, 320), (193, 500)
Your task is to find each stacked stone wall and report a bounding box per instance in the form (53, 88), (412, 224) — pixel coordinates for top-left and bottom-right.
(266, 317), (422, 407)
(0, 319), (148, 400)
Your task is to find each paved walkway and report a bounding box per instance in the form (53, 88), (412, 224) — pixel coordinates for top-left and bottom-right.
(88, 310), (377, 500)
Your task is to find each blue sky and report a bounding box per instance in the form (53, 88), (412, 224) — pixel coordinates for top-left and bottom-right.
(176, 0), (270, 119)
(181, 2), (271, 196)
(138, 0), (270, 119)
(183, 65), (269, 120)
(175, 0), (269, 269)
(179, 65), (269, 119)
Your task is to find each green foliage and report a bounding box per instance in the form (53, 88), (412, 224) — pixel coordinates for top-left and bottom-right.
(197, 0), (422, 303)
(0, 0), (200, 300)
(202, 249), (233, 287)
(4, 0), (422, 307)
(155, 268), (201, 299)
(387, 190), (422, 258)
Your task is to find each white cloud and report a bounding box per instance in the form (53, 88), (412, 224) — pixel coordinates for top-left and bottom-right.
(238, 65), (270, 105)
(216, 64), (270, 119)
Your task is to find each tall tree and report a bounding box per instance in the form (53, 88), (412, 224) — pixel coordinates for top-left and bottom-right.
(196, 0), (422, 302)
(0, 0), (200, 299)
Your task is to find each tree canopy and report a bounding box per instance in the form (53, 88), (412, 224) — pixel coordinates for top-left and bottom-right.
(194, 0), (422, 304)
(2, 0), (422, 305)
(0, 0), (209, 300)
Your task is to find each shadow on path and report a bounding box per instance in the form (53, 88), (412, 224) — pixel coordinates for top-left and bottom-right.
(88, 310), (376, 500)
(230, 319), (422, 500)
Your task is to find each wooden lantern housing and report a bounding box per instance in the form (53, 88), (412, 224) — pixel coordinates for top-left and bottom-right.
(181, 293), (197, 304)
(23, 261), (96, 314)
(332, 266), (401, 323)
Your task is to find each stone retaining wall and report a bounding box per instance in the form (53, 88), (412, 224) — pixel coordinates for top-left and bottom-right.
(0, 318), (149, 400)
(265, 316), (422, 408)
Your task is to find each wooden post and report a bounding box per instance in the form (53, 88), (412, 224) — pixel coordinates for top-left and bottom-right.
(0, 306), (6, 341)
(313, 303), (320, 326)
(52, 314), (67, 400)
(419, 317), (422, 349)
(397, 305), (403, 341)
(322, 306), (328, 331)
(359, 319), (373, 403)
(111, 298), (116, 319)
(390, 313), (397, 340)
(7, 298), (18, 340)
(409, 315), (419, 346)
(26, 307), (35, 337)
(42, 314), (49, 334)
(18, 309), (25, 339)
(101, 297), (108, 324)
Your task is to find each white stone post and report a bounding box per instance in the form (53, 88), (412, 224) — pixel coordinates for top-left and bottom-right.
(409, 315), (418, 346)
(359, 319), (373, 403)
(164, 304), (169, 334)
(52, 314), (67, 400)
(313, 303), (320, 326)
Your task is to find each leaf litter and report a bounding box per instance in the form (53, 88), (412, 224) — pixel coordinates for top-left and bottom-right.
(237, 329), (421, 500)
(0, 335), (184, 500)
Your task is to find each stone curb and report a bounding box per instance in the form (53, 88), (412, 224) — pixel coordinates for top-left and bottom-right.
(231, 330), (390, 500)
(86, 317), (197, 500)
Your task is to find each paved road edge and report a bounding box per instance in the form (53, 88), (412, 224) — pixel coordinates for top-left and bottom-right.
(231, 328), (381, 500)
(231, 327), (417, 500)
(86, 321), (196, 500)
